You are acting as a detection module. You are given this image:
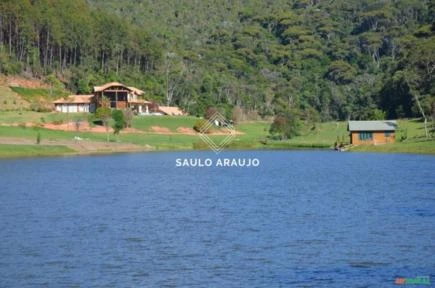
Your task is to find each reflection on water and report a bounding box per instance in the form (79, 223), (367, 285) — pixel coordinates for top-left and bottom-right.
(0, 151), (434, 287)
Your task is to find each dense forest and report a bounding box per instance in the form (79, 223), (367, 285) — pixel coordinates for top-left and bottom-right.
(0, 0), (434, 121)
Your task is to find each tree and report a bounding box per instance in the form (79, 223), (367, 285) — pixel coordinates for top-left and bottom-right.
(269, 108), (301, 140)
(205, 107), (219, 120)
(44, 73), (63, 97)
(96, 107), (112, 142)
(123, 108), (134, 128)
(112, 109), (125, 137)
(232, 106), (244, 125)
(0, 0), (433, 124)
(326, 61), (357, 85)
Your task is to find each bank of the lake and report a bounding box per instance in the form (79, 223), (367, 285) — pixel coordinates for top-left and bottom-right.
(0, 112), (433, 158)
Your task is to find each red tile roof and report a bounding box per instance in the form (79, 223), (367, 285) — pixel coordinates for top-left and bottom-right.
(93, 82), (144, 95)
(53, 95), (94, 104)
(158, 106), (185, 116)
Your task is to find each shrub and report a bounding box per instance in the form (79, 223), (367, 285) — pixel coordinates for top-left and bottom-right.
(193, 119), (211, 133)
(205, 107), (219, 120)
(112, 109), (126, 135)
(399, 128), (408, 142)
(30, 101), (51, 112)
(74, 119), (82, 131)
(123, 108), (134, 128)
(269, 109), (301, 140)
(33, 123), (43, 129)
(232, 106), (243, 125)
(52, 119), (64, 125)
(87, 114), (96, 127)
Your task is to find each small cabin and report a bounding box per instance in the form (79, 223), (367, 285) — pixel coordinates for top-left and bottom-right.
(348, 120), (397, 145)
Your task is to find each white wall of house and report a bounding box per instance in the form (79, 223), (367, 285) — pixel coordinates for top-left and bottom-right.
(55, 104), (90, 113)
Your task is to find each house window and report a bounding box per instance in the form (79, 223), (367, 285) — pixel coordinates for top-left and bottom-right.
(359, 132), (373, 141)
(385, 131), (391, 137)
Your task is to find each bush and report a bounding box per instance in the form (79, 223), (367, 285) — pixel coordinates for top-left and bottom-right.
(193, 119), (211, 133)
(52, 119), (64, 125)
(123, 108), (134, 128)
(269, 109), (301, 140)
(33, 123), (43, 129)
(112, 109), (126, 135)
(232, 106), (243, 125)
(205, 107), (219, 120)
(87, 114), (96, 127)
(30, 101), (51, 112)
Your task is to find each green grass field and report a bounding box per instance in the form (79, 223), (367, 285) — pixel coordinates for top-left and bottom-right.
(350, 139), (435, 154)
(132, 115), (198, 132)
(0, 111), (433, 156)
(0, 111), (89, 124)
(0, 144), (74, 158)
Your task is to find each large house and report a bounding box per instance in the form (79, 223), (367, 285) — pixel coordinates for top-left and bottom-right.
(93, 82), (147, 111)
(348, 120), (397, 145)
(54, 82), (154, 114)
(53, 82), (186, 115)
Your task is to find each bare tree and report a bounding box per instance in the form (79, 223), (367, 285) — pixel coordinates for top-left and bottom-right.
(404, 73), (430, 138)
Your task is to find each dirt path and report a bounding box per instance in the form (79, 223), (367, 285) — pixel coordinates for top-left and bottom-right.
(41, 123), (244, 136)
(2, 122), (244, 136)
(43, 122), (144, 134)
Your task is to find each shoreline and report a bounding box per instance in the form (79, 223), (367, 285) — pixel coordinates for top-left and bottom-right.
(0, 114), (433, 159)
(1, 141), (434, 160)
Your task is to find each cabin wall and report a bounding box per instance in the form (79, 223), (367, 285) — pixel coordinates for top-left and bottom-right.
(55, 104), (90, 113)
(351, 131), (395, 145)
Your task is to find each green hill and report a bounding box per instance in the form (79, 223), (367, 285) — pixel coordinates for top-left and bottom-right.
(0, 0), (434, 120)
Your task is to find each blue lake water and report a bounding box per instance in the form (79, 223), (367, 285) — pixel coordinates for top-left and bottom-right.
(0, 151), (434, 287)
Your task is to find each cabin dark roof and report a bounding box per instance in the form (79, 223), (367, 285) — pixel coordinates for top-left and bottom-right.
(348, 120), (397, 132)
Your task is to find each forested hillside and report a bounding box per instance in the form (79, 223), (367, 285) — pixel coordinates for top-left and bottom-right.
(0, 0), (434, 120)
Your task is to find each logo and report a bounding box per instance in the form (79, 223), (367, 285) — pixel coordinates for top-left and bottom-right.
(198, 111), (236, 154)
(395, 276), (430, 285)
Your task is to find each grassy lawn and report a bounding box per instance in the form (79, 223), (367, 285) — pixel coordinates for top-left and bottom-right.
(0, 144), (74, 158)
(350, 140), (435, 154)
(251, 121), (347, 149)
(0, 111), (89, 124)
(132, 115), (198, 132)
(0, 126), (97, 141)
(0, 111), (433, 155)
(0, 125), (217, 151)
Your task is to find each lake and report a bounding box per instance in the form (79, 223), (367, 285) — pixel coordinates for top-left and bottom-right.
(0, 151), (434, 287)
